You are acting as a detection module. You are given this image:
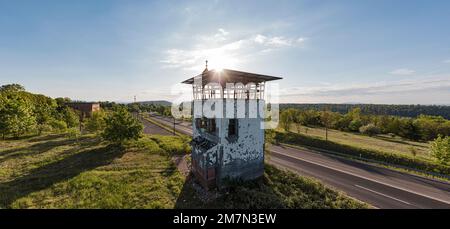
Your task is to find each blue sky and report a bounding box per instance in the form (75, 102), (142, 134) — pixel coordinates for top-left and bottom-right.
(1, 0), (450, 104)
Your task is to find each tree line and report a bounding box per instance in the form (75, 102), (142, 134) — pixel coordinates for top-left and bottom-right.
(0, 84), (80, 139)
(281, 103), (450, 119)
(0, 84), (143, 144)
(127, 102), (172, 117)
(279, 107), (450, 164)
(280, 107), (450, 142)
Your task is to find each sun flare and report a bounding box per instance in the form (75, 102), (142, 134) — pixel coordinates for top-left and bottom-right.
(205, 51), (238, 70)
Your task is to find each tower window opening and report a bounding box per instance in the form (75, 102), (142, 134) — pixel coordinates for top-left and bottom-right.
(228, 119), (238, 137)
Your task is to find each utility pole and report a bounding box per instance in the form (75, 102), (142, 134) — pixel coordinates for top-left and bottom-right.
(173, 117), (176, 135)
(133, 95), (137, 119)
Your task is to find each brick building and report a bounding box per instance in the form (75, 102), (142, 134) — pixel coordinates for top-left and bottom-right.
(67, 102), (100, 117)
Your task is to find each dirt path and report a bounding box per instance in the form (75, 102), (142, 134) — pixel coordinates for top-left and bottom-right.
(172, 155), (190, 176)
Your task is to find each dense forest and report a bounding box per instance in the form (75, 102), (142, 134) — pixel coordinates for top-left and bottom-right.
(280, 103), (450, 119)
(130, 101), (450, 120)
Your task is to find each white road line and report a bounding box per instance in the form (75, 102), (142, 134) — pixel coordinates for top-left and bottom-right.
(354, 184), (413, 206)
(270, 150), (450, 205)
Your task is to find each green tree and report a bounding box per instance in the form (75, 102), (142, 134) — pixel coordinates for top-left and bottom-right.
(61, 107), (80, 128)
(414, 115), (449, 141)
(0, 84), (25, 93)
(49, 119), (68, 133)
(102, 107), (143, 145)
(320, 110), (334, 141)
(334, 115), (352, 131)
(348, 119), (362, 132)
(359, 123), (380, 136)
(430, 135), (450, 165)
(280, 109), (295, 131)
(0, 94), (36, 138)
(30, 94), (58, 135)
(85, 110), (107, 133)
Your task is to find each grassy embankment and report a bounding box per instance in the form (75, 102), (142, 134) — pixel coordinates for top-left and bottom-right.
(176, 164), (368, 209)
(0, 133), (368, 209)
(276, 125), (450, 176)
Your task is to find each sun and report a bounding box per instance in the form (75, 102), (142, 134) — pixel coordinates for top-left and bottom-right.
(206, 51), (238, 70)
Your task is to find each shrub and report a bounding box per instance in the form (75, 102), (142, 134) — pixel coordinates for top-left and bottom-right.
(61, 107), (80, 128)
(37, 124), (53, 135)
(85, 110), (106, 133)
(348, 119), (362, 132)
(409, 146), (417, 158)
(49, 119), (68, 133)
(67, 127), (81, 141)
(150, 135), (191, 155)
(430, 135), (450, 165)
(102, 107), (143, 145)
(359, 123), (380, 136)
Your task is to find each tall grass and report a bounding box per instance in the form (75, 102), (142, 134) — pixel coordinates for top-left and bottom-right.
(175, 164), (369, 209)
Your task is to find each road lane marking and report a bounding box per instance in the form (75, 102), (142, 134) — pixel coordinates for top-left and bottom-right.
(354, 184), (413, 206)
(270, 150), (450, 205)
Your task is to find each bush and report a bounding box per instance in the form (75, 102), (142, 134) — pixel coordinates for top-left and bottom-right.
(85, 110), (106, 133)
(102, 107), (143, 145)
(67, 127), (81, 140)
(409, 146), (418, 158)
(431, 135), (450, 165)
(348, 119), (362, 132)
(359, 124), (380, 136)
(61, 107), (80, 128)
(49, 119), (68, 133)
(37, 124), (53, 135)
(150, 135), (191, 155)
(129, 136), (162, 153)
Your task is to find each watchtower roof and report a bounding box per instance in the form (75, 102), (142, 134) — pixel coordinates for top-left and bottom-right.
(182, 69), (282, 85)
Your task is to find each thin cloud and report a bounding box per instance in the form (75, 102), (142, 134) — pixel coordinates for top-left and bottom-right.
(443, 59), (450, 63)
(253, 34), (305, 47)
(389, 68), (415, 75)
(198, 28), (230, 42)
(162, 31), (306, 71)
(281, 77), (450, 97)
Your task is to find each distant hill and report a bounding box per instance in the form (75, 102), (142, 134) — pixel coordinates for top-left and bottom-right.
(137, 100), (172, 106)
(280, 103), (450, 119)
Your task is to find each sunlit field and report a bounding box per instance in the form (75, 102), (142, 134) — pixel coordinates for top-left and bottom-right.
(0, 133), (367, 209)
(285, 124), (431, 161)
(0, 134), (185, 208)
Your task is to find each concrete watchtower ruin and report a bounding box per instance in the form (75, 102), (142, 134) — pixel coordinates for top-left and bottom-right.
(182, 65), (282, 188)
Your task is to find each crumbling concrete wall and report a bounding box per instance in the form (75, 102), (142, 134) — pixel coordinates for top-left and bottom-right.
(191, 99), (265, 187)
(218, 117), (264, 182)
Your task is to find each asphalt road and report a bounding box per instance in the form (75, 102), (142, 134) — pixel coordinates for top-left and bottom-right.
(143, 114), (450, 209)
(139, 116), (174, 135)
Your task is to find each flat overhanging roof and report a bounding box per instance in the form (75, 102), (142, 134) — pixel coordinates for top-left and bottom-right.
(181, 69), (282, 85)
